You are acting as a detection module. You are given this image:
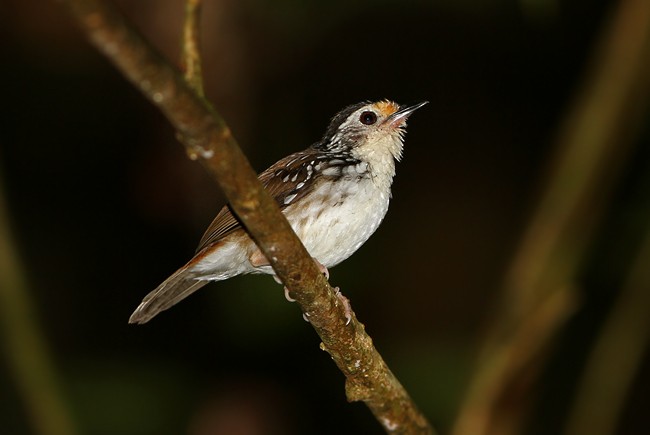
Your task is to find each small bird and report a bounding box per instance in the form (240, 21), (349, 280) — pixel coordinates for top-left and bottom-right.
(129, 100), (427, 324)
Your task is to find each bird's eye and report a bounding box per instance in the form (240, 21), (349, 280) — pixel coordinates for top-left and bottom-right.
(359, 111), (378, 125)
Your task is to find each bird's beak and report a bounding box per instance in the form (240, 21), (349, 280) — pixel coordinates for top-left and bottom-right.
(385, 101), (428, 128)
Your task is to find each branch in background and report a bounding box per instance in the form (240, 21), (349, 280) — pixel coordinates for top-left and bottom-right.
(564, 219), (650, 435)
(452, 0), (650, 434)
(61, 0), (435, 433)
(0, 163), (77, 435)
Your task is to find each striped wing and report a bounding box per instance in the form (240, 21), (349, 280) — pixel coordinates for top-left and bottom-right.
(195, 149), (321, 251)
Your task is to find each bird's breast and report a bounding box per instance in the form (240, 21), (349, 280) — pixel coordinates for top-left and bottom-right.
(284, 175), (390, 268)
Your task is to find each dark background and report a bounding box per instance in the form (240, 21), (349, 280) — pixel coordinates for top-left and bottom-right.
(1, 0), (649, 434)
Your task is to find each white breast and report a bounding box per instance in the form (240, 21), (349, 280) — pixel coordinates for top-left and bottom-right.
(284, 175), (390, 268)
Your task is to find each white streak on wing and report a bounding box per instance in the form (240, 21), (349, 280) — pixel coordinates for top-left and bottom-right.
(322, 167), (340, 176)
(284, 193), (298, 204)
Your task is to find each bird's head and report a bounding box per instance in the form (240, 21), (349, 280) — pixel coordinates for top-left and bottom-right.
(319, 100), (427, 165)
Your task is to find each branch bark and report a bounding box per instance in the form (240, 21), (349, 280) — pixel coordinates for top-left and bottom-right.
(61, 0), (435, 433)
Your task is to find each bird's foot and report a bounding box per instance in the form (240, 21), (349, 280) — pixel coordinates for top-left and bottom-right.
(276, 257), (329, 303)
(271, 275), (296, 302)
(334, 287), (352, 325)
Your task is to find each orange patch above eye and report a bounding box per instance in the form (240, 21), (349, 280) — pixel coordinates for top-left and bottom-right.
(374, 100), (400, 118)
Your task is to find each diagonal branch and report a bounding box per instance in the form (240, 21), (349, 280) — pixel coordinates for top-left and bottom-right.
(61, 0), (435, 433)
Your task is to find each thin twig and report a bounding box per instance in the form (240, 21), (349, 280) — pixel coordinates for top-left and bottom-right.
(182, 0), (204, 97)
(452, 0), (650, 434)
(61, 0), (435, 433)
(0, 162), (77, 435)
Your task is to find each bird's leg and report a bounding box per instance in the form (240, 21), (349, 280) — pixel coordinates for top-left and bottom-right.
(251, 248), (328, 280)
(265, 253), (346, 324)
(260, 253), (329, 302)
(272, 275), (298, 302)
(249, 249), (270, 268)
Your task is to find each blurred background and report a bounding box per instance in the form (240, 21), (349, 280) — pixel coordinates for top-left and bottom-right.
(1, 0), (649, 434)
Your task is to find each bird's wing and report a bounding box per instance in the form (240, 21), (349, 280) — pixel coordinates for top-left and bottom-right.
(195, 204), (241, 252)
(195, 149), (320, 251)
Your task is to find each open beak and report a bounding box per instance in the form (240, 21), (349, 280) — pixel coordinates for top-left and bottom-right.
(386, 101), (428, 127)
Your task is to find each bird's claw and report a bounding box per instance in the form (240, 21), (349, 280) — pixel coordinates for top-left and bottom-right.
(314, 258), (329, 280)
(284, 286), (296, 302)
(276, 257), (329, 303)
(278, 272), (350, 326)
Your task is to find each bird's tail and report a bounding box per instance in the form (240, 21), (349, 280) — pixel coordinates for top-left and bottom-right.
(129, 265), (209, 324)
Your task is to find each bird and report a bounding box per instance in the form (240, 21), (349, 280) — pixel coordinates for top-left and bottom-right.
(129, 99), (427, 324)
